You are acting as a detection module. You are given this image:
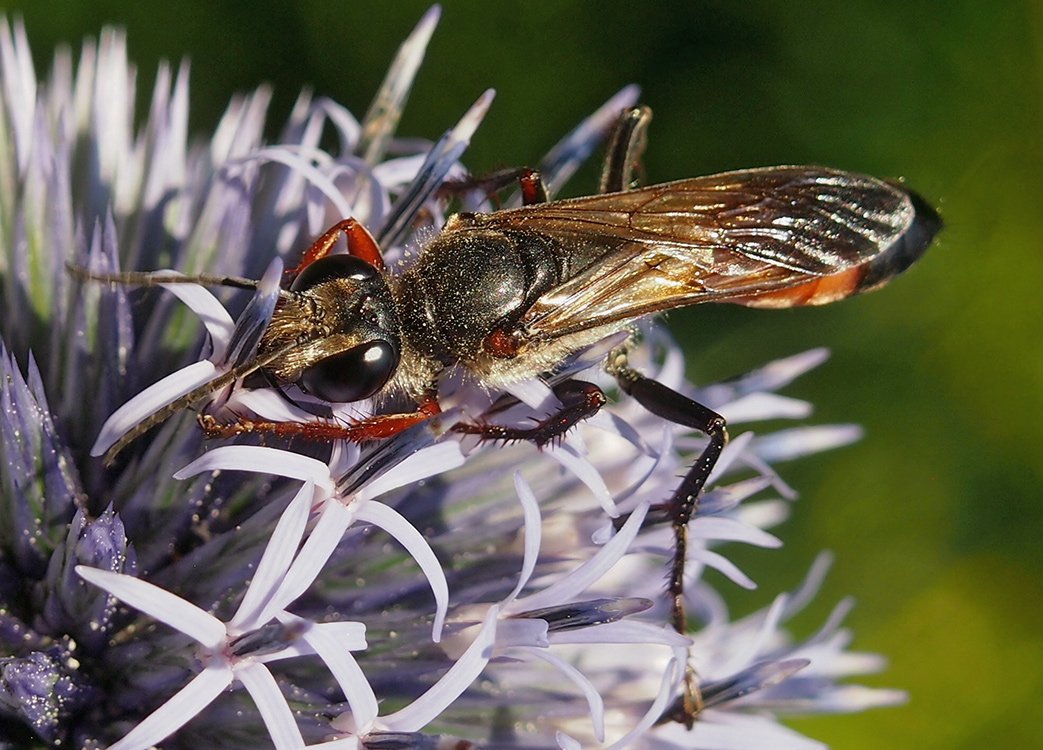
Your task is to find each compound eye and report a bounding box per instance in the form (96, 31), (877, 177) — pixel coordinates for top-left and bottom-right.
(291, 254), (377, 291)
(299, 341), (398, 403)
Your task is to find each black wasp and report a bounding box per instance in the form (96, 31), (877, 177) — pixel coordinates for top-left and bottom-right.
(77, 106), (940, 726)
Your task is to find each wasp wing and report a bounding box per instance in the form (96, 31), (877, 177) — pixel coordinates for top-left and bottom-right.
(465, 166), (938, 341)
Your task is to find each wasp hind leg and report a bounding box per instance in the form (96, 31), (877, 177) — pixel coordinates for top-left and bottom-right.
(599, 105), (652, 194)
(611, 359), (728, 728)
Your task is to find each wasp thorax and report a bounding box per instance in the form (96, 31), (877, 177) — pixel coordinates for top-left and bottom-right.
(259, 254), (402, 403)
(395, 227), (561, 365)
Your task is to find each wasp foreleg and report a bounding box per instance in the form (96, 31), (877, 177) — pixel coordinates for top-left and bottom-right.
(197, 398), (439, 444)
(453, 380), (606, 447)
(287, 218), (385, 278)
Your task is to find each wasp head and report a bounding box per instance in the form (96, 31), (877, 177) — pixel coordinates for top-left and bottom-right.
(259, 254), (402, 403)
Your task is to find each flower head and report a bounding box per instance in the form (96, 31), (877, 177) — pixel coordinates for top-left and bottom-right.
(0, 9), (902, 749)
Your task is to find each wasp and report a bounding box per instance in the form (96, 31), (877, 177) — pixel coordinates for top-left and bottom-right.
(76, 106), (939, 726)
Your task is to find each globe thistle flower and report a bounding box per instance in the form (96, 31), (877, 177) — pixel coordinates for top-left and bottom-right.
(0, 8), (905, 749)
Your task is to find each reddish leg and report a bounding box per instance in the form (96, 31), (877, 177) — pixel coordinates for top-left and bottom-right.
(288, 218), (384, 279)
(453, 380), (606, 447)
(198, 397), (440, 443)
(515, 167), (549, 206)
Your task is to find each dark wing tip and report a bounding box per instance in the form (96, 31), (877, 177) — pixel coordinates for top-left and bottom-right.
(860, 185), (941, 290)
(905, 187), (943, 258)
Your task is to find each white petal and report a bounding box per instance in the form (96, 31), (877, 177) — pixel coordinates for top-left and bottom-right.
(519, 647), (605, 742)
(354, 500), (448, 642)
(494, 618), (549, 649)
(372, 153), (426, 185)
(509, 503), (648, 613)
(227, 387), (322, 422)
(704, 476), (775, 511)
(312, 97), (362, 152)
(740, 499), (792, 530)
(656, 343), (687, 390)
(230, 481), (314, 628)
(605, 658), (678, 750)
(92, 360), (217, 456)
(356, 442), (464, 501)
(691, 548), (757, 590)
(301, 623), (379, 733)
(720, 595), (788, 676)
(502, 378), (556, 410)
(378, 606), (498, 732)
(704, 431), (754, 485)
(174, 446), (334, 496)
(305, 739), (359, 750)
(781, 552), (834, 619)
(547, 442), (617, 516)
(502, 472), (542, 606)
(813, 685), (908, 711)
(107, 664), (233, 750)
(307, 620), (368, 652)
(719, 392), (812, 423)
(237, 664), (304, 750)
(260, 499), (355, 623)
(556, 732), (582, 750)
(158, 281), (234, 352)
(75, 566), (225, 649)
(551, 620), (690, 648)
(683, 711), (828, 750)
(752, 424), (863, 462)
(691, 516), (781, 549)
(741, 348), (830, 393)
(739, 453), (798, 500)
(801, 597), (855, 651)
(240, 146), (353, 217)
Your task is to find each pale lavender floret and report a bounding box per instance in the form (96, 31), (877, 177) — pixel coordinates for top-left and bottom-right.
(357, 4), (442, 167)
(511, 83), (642, 203)
(39, 506), (135, 651)
(377, 88), (495, 248)
(75, 479), (372, 749)
(487, 477), (684, 743)
(0, 344), (82, 572)
(221, 257), (283, 368)
(173, 429), (462, 643)
(0, 649), (95, 744)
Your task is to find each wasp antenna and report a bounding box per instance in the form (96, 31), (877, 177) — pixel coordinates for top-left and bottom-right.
(65, 261), (261, 292)
(101, 344), (295, 466)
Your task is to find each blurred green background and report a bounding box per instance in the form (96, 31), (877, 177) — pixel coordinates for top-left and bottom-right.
(5, 1), (1040, 747)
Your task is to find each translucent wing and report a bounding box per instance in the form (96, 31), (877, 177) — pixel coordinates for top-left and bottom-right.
(459, 166), (938, 341)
